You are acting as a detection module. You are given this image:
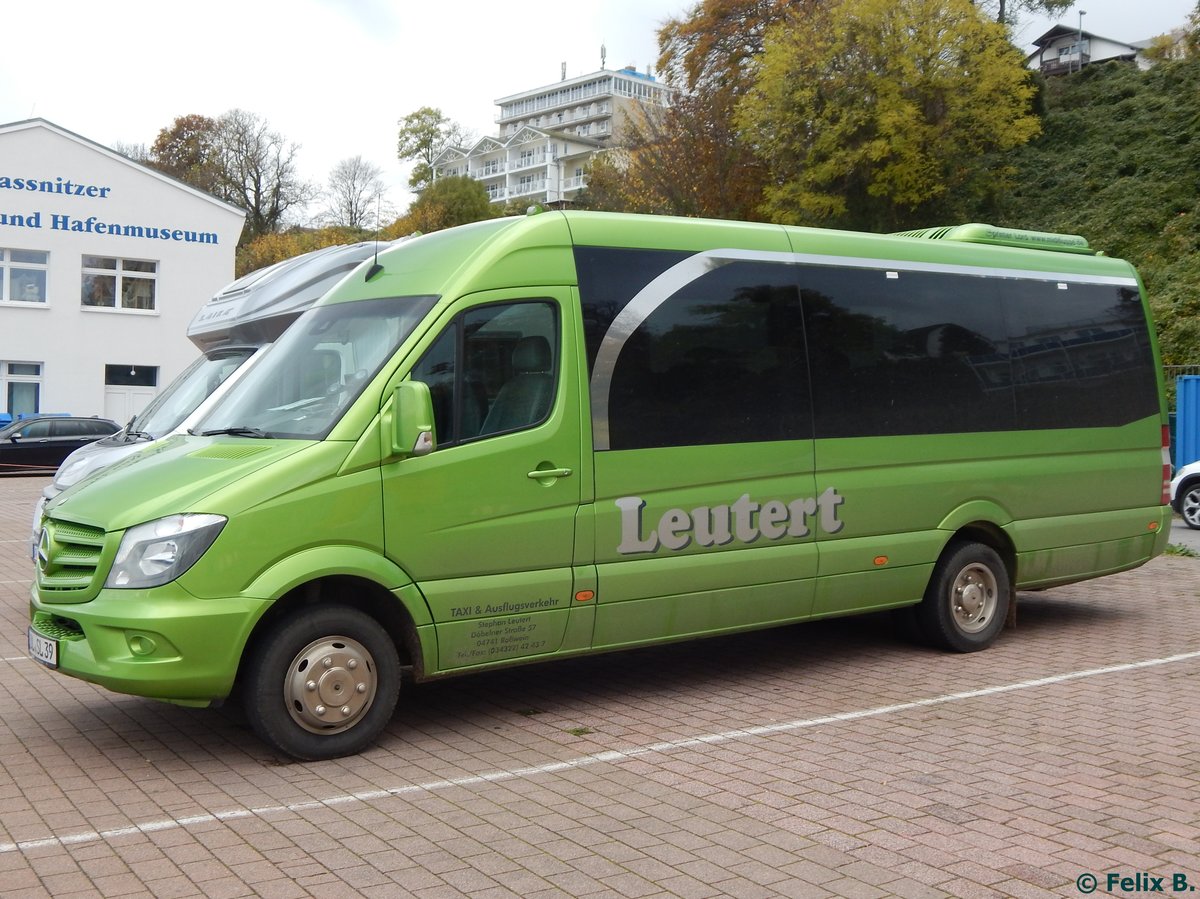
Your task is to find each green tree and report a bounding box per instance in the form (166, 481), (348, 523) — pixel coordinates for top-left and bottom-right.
(737, 0), (1040, 231)
(397, 107), (473, 192)
(405, 175), (497, 233)
(995, 57), (1200, 366)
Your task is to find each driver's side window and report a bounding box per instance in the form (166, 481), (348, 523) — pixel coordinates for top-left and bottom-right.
(16, 420), (51, 438)
(411, 301), (559, 448)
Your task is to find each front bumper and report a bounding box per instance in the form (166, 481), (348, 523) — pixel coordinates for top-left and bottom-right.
(29, 581), (269, 704)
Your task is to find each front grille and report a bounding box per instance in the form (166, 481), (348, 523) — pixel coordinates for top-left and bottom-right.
(36, 517), (108, 600)
(31, 611), (84, 642)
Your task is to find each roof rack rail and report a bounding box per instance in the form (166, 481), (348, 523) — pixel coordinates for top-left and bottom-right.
(893, 223), (1094, 255)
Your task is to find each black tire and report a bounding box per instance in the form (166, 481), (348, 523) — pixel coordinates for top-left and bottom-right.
(1180, 481), (1200, 530)
(243, 605), (400, 760)
(917, 542), (1010, 653)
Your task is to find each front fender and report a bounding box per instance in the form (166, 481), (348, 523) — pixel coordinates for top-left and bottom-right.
(242, 545), (433, 626)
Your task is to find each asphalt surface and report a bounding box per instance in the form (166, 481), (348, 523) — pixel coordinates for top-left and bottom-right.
(2, 475), (1199, 898)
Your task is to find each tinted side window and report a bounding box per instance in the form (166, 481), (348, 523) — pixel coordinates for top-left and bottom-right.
(600, 260), (811, 450)
(1009, 282), (1157, 429)
(18, 420), (53, 438)
(576, 246), (691, 374)
(804, 267), (1014, 438)
(51, 420), (85, 437)
(411, 301), (559, 447)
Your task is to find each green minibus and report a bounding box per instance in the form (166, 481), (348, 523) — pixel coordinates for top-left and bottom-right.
(29, 211), (1171, 759)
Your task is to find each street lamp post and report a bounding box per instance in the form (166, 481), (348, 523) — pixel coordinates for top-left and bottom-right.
(1077, 10), (1087, 73)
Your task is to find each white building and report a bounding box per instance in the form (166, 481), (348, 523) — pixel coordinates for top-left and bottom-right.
(433, 66), (674, 207)
(1026, 25), (1155, 75)
(0, 119), (244, 423)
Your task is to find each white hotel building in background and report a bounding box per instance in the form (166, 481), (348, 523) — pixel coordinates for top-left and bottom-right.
(432, 65), (674, 207)
(0, 119), (244, 423)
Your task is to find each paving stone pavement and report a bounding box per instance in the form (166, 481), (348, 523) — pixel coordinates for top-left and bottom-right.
(2, 474), (1199, 898)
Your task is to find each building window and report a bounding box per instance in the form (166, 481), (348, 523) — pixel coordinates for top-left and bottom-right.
(3, 361), (42, 416)
(81, 256), (158, 311)
(1, 248), (48, 303)
(104, 364), (159, 388)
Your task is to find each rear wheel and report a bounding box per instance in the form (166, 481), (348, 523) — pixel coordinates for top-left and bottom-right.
(917, 542), (1010, 653)
(1181, 482), (1200, 529)
(244, 605), (400, 760)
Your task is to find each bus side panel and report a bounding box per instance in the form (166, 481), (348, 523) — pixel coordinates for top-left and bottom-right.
(591, 444), (820, 648)
(1012, 506), (1169, 588)
(810, 423), (1164, 615)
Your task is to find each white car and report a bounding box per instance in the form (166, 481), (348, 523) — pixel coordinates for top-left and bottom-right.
(1171, 460), (1200, 529)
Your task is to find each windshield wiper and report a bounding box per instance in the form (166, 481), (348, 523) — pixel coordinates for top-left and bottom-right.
(123, 428), (154, 442)
(193, 426), (270, 438)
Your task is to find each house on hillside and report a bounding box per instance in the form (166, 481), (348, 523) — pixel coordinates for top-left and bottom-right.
(433, 129), (606, 208)
(432, 65), (675, 208)
(1026, 25), (1160, 75)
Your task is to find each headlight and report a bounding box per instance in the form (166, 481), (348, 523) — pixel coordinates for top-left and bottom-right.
(55, 457), (94, 489)
(106, 514), (226, 589)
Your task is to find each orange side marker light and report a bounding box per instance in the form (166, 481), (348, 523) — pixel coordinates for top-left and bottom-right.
(575, 590), (595, 602)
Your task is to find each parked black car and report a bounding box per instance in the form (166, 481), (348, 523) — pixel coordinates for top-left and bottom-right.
(0, 416), (121, 474)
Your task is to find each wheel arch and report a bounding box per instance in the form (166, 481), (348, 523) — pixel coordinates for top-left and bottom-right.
(945, 520), (1017, 591)
(937, 501), (1017, 587)
(233, 572), (429, 700)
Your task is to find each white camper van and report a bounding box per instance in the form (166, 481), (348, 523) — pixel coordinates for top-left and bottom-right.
(32, 240), (390, 556)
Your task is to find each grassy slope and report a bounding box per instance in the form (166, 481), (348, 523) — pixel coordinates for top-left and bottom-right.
(994, 57), (1200, 364)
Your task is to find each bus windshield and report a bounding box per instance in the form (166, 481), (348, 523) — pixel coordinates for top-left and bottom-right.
(193, 295), (437, 440)
(128, 348), (255, 439)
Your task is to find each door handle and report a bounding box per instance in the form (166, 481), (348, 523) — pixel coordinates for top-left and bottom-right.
(527, 466), (573, 481)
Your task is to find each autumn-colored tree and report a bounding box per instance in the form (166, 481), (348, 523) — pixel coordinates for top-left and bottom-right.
(148, 114), (222, 194)
(737, 0), (1040, 231)
(234, 225), (369, 277)
(576, 0), (789, 219)
(580, 95), (768, 220)
(396, 107), (474, 191)
(404, 175), (498, 233)
(657, 0), (802, 99)
(146, 111), (314, 242)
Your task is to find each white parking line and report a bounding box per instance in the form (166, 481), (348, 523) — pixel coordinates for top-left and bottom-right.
(2, 647), (1198, 855)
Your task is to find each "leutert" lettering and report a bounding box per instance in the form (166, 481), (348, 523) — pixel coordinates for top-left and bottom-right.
(615, 488), (845, 555)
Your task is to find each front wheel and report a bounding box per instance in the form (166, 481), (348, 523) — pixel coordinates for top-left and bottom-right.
(243, 605), (400, 760)
(917, 542), (1010, 653)
(1180, 482), (1200, 530)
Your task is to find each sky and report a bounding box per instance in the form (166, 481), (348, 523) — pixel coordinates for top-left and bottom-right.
(0, 0), (1192, 222)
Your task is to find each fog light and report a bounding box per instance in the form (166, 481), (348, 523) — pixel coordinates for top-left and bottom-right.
(128, 634), (157, 656)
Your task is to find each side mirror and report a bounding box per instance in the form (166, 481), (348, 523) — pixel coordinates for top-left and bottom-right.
(391, 381), (436, 458)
